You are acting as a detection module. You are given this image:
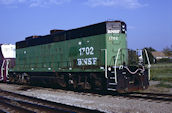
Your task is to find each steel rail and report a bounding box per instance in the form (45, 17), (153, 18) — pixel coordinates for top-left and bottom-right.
(0, 89), (102, 113)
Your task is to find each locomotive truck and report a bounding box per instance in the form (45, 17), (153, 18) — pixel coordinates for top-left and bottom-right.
(8, 20), (151, 92)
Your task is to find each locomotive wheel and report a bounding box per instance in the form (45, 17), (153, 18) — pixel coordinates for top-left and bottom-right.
(58, 74), (67, 88)
(68, 74), (78, 89)
(8, 74), (15, 83)
(77, 74), (92, 90)
(15, 74), (21, 84)
(90, 73), (106, 91)
(21, 73), (30, 84)
(84, 75), (91, 90)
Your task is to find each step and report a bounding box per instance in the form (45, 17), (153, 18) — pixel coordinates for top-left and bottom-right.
(108, 83), (117, 85)
(109, 77), (115, 79)
(107, 82), (117, 89)
(108, 79), (116, 83)
(107, 88), (116, 91)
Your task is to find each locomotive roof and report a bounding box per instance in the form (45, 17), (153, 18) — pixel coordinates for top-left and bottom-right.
(16, 20), (126, 49)
(67, 20), (125, 31)
(24, 20), (125, 39)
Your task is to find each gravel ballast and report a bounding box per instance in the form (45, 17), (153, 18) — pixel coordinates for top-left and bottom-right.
(0, 83), (171, 113)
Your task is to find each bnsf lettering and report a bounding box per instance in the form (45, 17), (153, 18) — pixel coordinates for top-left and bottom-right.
(77, 58), (97, 66)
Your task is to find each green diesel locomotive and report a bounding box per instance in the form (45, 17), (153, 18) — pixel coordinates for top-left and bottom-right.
(9, 21), (151, 92)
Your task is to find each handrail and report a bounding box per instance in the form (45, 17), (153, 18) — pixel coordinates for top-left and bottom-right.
(101, 49), (108, 78)
(114, 48), (121, 83)
(144, 49), (151, 80)
(124, 66), (144, 74)
(6, 59), (10, 79)
(1, 60), (5, 80)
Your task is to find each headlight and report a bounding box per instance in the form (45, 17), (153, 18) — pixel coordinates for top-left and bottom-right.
(108, 67), (111, 71)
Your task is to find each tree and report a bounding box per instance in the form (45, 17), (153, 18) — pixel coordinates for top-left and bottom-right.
(163, 45), (172, 56)
(128, 47), (156, 65)
(144, 47), (156, 52)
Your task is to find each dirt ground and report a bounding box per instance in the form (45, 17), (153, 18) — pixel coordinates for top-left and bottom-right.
(142, 81), (172, 94)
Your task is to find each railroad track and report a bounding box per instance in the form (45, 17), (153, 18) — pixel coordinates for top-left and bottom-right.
(0, 89), (102, 113)
(79, 90), (172, 102)
(87, 90), (172, 102)
(116, 92), (172, 102)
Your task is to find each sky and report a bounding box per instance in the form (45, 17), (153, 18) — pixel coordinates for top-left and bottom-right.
(0, 0), (171, 51)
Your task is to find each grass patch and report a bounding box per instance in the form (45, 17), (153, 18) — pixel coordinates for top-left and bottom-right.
(151, 63), (172, 68)
(150, 63), (172, 82)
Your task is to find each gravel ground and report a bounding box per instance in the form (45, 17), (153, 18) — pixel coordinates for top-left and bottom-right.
(0, 82), (172, 113)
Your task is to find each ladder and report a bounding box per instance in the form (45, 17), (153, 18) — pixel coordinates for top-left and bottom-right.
(107, 71), (117, 91)
(107, 48), (121, 91)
